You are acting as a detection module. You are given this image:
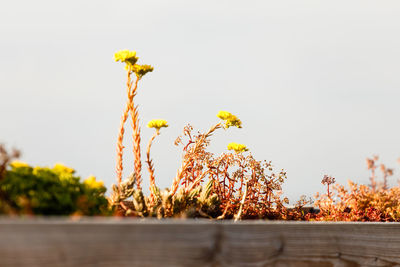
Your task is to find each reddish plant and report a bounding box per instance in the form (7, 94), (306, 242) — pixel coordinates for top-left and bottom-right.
(312, 156), (400, 221)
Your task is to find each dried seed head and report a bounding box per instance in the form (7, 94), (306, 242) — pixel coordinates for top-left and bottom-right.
(366, 158), (375, 170)
(321, 175), (336, 185)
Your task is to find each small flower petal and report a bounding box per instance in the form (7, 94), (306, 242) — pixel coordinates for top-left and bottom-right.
(217, 111), (242, 128)
(147, 119), (168, 129)
(114, 50), (139, 68)
(133, 64), (154, 78)
(227, 142), (248, 153)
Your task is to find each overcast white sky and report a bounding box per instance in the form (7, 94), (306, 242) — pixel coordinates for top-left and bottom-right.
(1, 0), (400, 202)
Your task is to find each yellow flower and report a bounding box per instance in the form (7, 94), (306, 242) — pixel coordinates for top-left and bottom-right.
(147, 119), (168, 130)
(217, 111), (232, 120)
(84, 176), (105, 189)
(227, 142), (248, 153)
(53, 163), (75, 174)
(10, 160), (30, 168)
(114, 50), (139, 68)
(225, 114), (242, 128)
(133, 64), (154, 78)
(217, 110), (242, 128)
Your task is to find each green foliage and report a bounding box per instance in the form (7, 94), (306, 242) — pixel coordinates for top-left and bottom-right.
(0, 162), (109, 215)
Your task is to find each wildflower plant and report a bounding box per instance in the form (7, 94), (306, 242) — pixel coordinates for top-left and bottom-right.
(12, 50), (400, 221)
(8, 50), (400, 220)
(146, 119), (168, 204)
(110, 50), (291, 219)
(114, 50), (153, 191)
(169, 115), (288, 219)
(312, 157), (400, 221)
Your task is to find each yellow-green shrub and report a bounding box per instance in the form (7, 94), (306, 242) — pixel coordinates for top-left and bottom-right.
(0, 162), (109, 215)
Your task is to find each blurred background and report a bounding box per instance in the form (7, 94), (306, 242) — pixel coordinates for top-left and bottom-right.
(1, 0), (400, 202)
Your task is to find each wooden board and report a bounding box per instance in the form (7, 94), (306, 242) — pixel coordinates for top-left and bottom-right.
(0, 218), (399, 266)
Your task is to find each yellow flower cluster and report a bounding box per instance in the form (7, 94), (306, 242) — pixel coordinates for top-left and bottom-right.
(147, 119), (169, 130)
(217, 111), (242, 128)
(227, 142), (248, 153)
(9, 160), (30, 168)
(133, 64), (154, 78)
(53, 163), (75, 174)
(216, 111), (231, 120)
(114, 50), (154, 78)
(84, 175), (105, 189)
(114, 50), (139, 69)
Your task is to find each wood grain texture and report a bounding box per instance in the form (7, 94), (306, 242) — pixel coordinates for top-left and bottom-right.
(0, 219), (400, 267)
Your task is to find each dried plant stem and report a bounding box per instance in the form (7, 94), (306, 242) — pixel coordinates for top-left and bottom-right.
(125, 74), (143, 190)
(146, 129), (160, 203)
(234, 180), (248, 221)
(116, 72), (136, 185)
(116, 108), (128, 185)
(0, 144), (20, 181)
(366, 157), (378, 192)
(370, 168), (376, 192)
(120, 201), (129, 211)
(204, 123), (222, 139)
(169, 123), (222, 196)
(383, 172), (388, 191)
(216, 203), (231, 220)
(327, 184), (331, 199)
(186, 170), (210, 193)
(130, 103), (142, 190)
(170, 161), (192, 196)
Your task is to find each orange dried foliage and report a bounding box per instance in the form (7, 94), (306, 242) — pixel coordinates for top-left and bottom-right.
(171, 124), (290, 219)
(312, 156), (400, 221)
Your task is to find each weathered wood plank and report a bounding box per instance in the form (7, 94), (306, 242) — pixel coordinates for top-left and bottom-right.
(0, 219), (400, 267)
(220, 222), (400, 267)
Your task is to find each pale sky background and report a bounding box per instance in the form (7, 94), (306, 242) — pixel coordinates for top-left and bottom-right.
(1, 1), (400, 202)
